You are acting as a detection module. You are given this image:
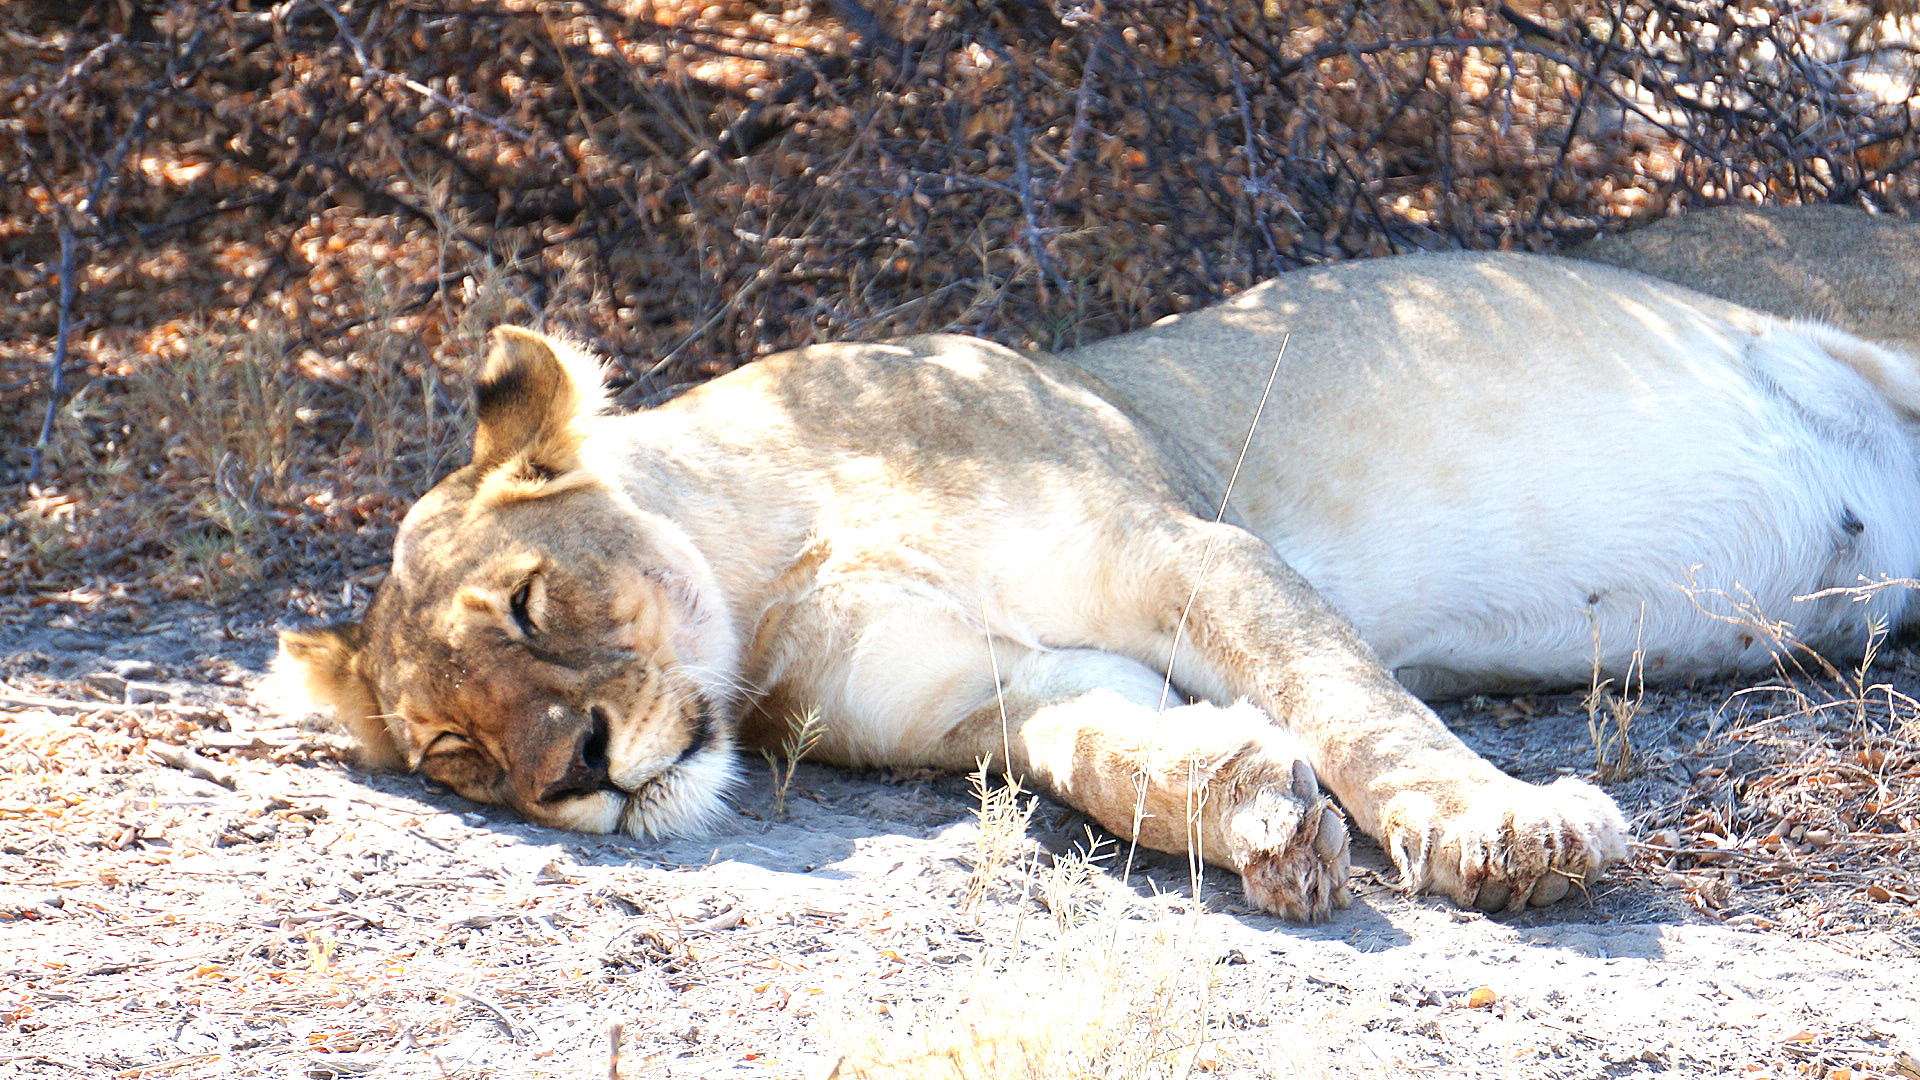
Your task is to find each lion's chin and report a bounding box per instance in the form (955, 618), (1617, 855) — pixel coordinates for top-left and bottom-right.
(613, 745), (740, 840)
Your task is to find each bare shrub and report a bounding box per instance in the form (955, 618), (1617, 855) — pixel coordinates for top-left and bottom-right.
(3, 1), (1915, 598)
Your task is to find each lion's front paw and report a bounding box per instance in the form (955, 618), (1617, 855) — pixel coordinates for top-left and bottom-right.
(1227, 758), (1352, 922)
(1382, 776), (1628, 911)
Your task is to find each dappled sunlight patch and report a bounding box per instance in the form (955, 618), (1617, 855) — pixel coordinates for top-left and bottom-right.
(1, 271), (492, 604)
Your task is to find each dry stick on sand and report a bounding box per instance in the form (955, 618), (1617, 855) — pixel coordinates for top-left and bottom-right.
(0, 1053), (93, 1073)
(606, 1021), (624, 1080)
(0, 683), (191, 717)
(0, 685), (134, 715)
(1, 683), (240, 788)
(147, 743), (237, 790)
(448, 987), (523, 1043)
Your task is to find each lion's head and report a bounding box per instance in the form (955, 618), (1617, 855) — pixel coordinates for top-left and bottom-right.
(277, 328), (742, 838)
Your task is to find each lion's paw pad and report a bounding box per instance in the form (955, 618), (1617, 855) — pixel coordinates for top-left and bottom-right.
(1385, 776), (1628, 912)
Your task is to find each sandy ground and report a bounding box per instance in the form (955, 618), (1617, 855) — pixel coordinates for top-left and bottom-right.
(2, 599), (1917, 1079)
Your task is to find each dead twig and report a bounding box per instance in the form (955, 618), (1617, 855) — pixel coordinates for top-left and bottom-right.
(312, 0), (546, 152)
(448, 987), (523, 1043)
(28, 217), (77, 486)
(0, 686), (177, 716)
(644, 264), (779, 375)
(0, 1053), (93, 1073)
(686, 905), (745, 933)
(147, 744), (237, 790)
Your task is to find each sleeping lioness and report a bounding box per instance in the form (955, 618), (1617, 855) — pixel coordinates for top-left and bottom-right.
(280, 249), (1920, 922)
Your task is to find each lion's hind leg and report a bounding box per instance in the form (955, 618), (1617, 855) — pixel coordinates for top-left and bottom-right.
(951, 648), (1352, 922)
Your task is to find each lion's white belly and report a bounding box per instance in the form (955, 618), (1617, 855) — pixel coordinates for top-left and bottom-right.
(1243, 322), (1920, 692)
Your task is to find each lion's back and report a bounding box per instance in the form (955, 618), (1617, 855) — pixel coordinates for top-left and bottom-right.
(1575, 205), (1920, 358)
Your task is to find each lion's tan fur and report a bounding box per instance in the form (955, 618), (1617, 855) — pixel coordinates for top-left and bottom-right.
(1575, 204), (1920, 358)
(283, 235), (1920, 921)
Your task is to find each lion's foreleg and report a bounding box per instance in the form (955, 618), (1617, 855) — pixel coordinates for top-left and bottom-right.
(947, 647), (1351, 922)
(1133, 517), (1628, 911)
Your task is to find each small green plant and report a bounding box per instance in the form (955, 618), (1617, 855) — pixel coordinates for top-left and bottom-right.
(760, 708), (825, 819)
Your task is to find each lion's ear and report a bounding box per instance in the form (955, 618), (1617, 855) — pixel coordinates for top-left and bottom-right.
(274, 622), (405, 771)
(473, 326), (609, 476)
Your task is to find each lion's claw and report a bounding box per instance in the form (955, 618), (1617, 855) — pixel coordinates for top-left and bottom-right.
(1227, 759), (1352, 922)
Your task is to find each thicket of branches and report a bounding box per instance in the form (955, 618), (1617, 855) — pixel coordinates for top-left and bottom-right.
(3, 0), (1916, 599)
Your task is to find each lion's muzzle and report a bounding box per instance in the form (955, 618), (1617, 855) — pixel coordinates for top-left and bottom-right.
(532, 705), (616, 804)
(508, 702), (618, 810)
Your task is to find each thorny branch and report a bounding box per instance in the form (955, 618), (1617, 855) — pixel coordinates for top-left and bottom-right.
(5, 0), (1918, 502)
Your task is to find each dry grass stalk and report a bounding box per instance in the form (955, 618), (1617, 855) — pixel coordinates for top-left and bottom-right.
(1583, 603), (1646, 782)
(961, 763), (1038, 915)
(1039, 831), (1118, 934)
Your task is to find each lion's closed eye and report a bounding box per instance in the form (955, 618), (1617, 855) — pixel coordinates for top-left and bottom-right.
(509, 578), (539, 637)
(412, 728), (510, 806)
(422, 730), (476, 758)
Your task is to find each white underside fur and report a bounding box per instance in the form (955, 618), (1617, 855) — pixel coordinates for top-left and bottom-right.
(619, 744), (740, 839)
(1253, 320), (1920, 693)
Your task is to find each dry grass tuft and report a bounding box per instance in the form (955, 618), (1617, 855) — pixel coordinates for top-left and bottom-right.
(1583, 606), (1646, 783)
(762, 708), (827, 819)
(824, 907), (1329, 1080)
(1639, 584), (1920, 929)
(862, 744), (1347, 1080)
(3, 262), (514, 605)
(961, 764), (1039, 915)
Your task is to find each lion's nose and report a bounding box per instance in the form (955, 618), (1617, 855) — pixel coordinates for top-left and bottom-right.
(537, 706), (613, 803)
